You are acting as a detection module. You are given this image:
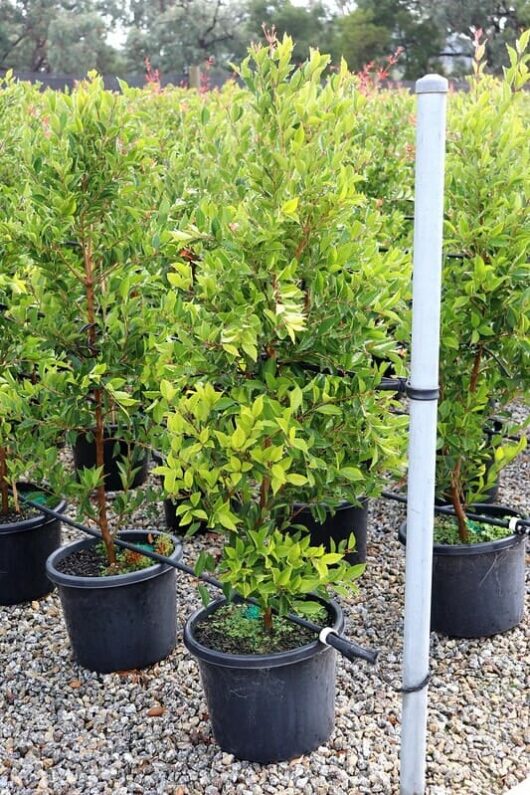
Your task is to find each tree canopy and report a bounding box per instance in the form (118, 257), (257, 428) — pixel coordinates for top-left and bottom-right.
(1, 0), (529, 77)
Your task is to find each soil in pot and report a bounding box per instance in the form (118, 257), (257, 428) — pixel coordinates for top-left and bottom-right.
(289, 500), (368, 565)
(399, 503), (526, 638)
(73, 426), (149, 492)
(0, 484), (66, 606)
(46, 530), (182, 673)
(184, 597), (344, 763)
(195, 602), (319, 655)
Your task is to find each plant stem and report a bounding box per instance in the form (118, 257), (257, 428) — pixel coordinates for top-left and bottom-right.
(450, 459), (469, 543)
(0, 445), (9, 514)
(259, 438), (271, 514)
(83, 235), (115, 566)
(263, 606), (273, 633)
(470, 345), (483, 393)
(447, 346), (484, 542)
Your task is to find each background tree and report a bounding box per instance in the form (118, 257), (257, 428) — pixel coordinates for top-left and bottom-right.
(0, 0), (122, 72)
(47, 10), (125, 73)
(346, 0), (443, 79)
(332, 8), (390, 72)
(123, 0), (247, 72)
(241, 0), (335, 63)
(426, 0), (530, 73)
(2, 0), (530, 78)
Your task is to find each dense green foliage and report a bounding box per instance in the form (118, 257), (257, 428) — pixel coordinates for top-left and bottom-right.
(436, 35), (530, 540)
(0, 32), (529, 610)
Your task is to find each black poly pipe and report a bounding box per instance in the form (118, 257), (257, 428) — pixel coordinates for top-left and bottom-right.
(21, 495), (378, 665)
(381, 490), (530, 535)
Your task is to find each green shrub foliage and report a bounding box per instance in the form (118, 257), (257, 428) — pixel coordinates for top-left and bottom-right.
(0, 31), (529, 594)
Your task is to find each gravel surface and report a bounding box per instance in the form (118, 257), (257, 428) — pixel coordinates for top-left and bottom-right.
(1, 417), (528, 795)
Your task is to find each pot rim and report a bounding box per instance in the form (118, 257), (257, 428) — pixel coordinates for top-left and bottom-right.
(73, 425), (150, 448)
(0, 483), (66, 536)
(46, 529), (183, 589)
(183, 595), (344, 670)
(292, 498), (368, 515)
(398, 503), (524, 556)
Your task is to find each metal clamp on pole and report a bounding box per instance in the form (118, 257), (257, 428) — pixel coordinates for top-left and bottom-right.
(399, 672), (431, 694)
(405, 382), (440, 401)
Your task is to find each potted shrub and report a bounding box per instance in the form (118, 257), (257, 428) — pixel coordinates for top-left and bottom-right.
(151, 35), (408, 556)
(0, 273), (68, 606)
(0, 77), (69, 606)
(14, 74), (183, 672)
(401, 35), (530, 638)
(17, 73), (171, 493)
(159, 384), (364, 762)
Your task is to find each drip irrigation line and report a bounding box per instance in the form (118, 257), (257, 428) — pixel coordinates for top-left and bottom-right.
(273, 357), (407, 393)
(20, 494), (378, 666)
(389, 409), (525, 444)
(378, 245), (465, 260)
(485, 415), (525, 444)
(381, 490), (530, 535)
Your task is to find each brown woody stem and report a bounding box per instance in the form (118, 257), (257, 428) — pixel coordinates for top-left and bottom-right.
(448, 345), (484, 543)
(263, 606), (273, 633)
(470, 345), (483, 394)
(450, 459), (469, 543)
(0, 445), (9, 514)
(259, 438), (271, 513)
(83, 236), (115, 566)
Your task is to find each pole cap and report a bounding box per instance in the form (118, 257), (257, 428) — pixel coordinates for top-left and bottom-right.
(415, 74), (449, 94)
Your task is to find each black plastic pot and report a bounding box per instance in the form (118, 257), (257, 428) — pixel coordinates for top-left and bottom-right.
(73, 425), (149, 492)
(399, 503), (526, 638)
(0, 484), (66, 606)
(184, 597), (344, 763)
(46, 530), (182, 672)
(289, 500), (368, 565)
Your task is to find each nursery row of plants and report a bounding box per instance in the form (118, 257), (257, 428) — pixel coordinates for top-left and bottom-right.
(1, 33), (529, 762)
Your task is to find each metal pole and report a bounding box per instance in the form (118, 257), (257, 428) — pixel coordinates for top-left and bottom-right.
(400, 74), (448, 795)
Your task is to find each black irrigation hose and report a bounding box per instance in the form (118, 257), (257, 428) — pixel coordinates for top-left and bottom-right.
(273, 357), (407, 393)
(20, 495), (378, 665)
(381, 490), (530, 535)
(378, 245), (466, 260)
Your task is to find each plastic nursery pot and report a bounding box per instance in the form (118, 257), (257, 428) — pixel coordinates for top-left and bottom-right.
(398, 504), (525, 638)
(46, 530), (183, 673)
(73, 425), (149, 492)
(290, 500), (368, 565)
(151, 450), (207, 536)
(0, 483), (66, 606)
(184, 597), (344, 763)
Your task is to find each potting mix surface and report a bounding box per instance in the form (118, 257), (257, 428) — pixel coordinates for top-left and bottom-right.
(433, 515), (514, 545)
(0, 506), (38, 525)
(194, 602), (320, 655)
(55, 539), (174, 577)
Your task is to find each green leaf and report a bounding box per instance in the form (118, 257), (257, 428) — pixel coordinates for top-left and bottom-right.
(286, 473), (307, 486)
(198, 584), (211, 607)
(340, 467), (363, 482)
(281, 197), (299, 215)
(315, 404), (342, 416)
